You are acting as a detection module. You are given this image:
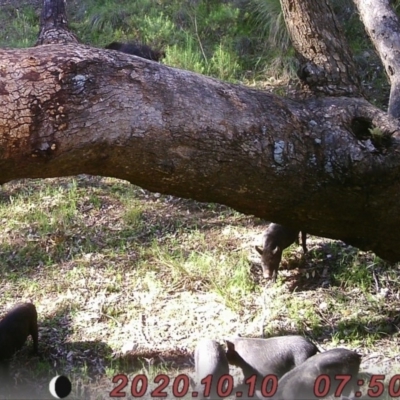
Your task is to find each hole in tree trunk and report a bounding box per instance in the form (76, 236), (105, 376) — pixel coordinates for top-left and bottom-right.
(350, 117), (373, 140)
(351, 117), (392, 150)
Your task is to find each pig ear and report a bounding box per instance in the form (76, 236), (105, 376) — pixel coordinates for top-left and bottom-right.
(255, 245), (263, 255)
(225, 340), (235, 353)
(272, 246), (280, 254)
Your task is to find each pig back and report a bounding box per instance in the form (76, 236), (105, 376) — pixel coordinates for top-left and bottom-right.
(0, 303), (38, 360)
(230, 335), (318, 378)
(275, 348), (362, 400)
(263, 224), (299, 250)
(194, 339), (229, 399)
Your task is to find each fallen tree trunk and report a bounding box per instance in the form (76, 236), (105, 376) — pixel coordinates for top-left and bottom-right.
(1, 43), (400, 261)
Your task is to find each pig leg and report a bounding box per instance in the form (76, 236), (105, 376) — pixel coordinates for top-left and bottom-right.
(30, 322), (39, 355)
(301, 231), (307, 253)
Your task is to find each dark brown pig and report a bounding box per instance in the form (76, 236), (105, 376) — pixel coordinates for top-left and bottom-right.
(194, 339), (230, 399)
(274, 348), (362, 400)
(105, 41), (166, 62)
(255, 223), (307, 282)
(0, 303), (39, 381)
(225, 336), (317, 379)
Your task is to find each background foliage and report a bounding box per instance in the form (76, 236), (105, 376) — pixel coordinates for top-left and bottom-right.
(0, 0), (392, 103)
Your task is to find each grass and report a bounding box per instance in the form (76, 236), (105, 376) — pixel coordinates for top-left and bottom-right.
(0, 0), (392, 104)
(1, 0), (391, 104)
(0, 0), (305, 84)
(0, 175), (400, 399)
(0, 5), (39, 48)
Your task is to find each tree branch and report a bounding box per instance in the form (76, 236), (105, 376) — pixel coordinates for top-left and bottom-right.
(1, 44), (400, 262)
(353, 0), (400, 118)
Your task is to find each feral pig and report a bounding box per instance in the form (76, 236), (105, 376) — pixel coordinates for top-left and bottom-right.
(226, 340), (266, 399)
(105, 41), (166, 62)
(225, 336), (318, 379)
(274, 348), (362, 400)
(226, 340), (262, 380)
(194, 339), (230, 399)
(0, 303), (38, 380)
(255, 223), (307, 282)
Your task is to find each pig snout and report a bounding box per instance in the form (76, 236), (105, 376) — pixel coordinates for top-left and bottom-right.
(263, 268), (273, 279)
(261, 262), (278, 281)
(256, 245), (280, 281)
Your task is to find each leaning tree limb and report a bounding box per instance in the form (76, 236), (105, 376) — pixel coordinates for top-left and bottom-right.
(353, 0), (400, 118)
(3, 0), (400, 262)
(1, 44), (400, 262)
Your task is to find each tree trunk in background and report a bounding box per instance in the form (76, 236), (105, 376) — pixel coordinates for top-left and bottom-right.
(35, 0), (78, 45)
(353, 0), (400, 119)
(280, 0), (364, 97)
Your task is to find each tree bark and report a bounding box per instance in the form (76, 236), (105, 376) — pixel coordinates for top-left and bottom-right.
(280, 0), (364, 97)
(3, 0), (400, 263)
(1, 44), (400, 262)
(353, 0), (400, 119)
(35, 0), (78, 45)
